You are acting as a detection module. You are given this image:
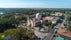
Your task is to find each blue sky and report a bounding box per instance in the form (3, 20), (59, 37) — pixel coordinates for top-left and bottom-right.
(0, 0), (71, 8)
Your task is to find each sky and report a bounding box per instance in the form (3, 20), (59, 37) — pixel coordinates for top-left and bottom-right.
(0, 0), (71, 8)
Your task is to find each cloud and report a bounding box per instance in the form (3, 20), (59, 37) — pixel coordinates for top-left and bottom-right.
(0, 2), (48, 8)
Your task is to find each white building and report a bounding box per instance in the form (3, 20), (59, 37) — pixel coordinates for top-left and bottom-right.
(0, 12), (3, 14)
(35, 12), (41, 20)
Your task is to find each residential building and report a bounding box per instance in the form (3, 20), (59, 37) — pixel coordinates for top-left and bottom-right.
(58, 28), (71, 40)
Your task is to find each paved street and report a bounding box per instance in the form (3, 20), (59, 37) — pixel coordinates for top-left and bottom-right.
(18, 13), (66, 40)
(34, 30), (48, 39)
(43, 29), (54, 40)
(42, 24), (60, 40)
(43, 14), (66, 40)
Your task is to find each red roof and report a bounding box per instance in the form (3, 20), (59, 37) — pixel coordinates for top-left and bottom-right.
(35, 18), (39, 21)
(56, 13), (63, 16)
(32, 18), (39, 21)
(58, 28), (71, 39)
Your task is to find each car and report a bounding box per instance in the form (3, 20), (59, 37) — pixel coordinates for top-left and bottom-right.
(40, 28), (46, 32)
(54, 26), (58, 29)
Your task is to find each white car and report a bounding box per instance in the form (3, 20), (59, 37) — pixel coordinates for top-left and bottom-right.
(40, 28), (45, 32)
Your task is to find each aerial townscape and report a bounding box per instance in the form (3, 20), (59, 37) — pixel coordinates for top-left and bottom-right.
(0, 0), (71, 40)
(0, 8), (71, 40)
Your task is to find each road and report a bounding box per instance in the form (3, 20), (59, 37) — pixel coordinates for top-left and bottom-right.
(43, 24), (61, 40)
(34, 30), (48, 39)
(43, 14), (66, 40)
(17, 13), (66, 40)
(43, 29), (54, 40)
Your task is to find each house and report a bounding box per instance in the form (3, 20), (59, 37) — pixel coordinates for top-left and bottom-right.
(42, 16), (59, 24)
(15, 13), (22, 19)
(51, 12), (63, 17)
(55, 12), (63, 17)
(58, 28), (71, 40)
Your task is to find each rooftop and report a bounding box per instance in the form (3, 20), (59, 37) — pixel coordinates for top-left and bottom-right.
(58, 28), (71, 39)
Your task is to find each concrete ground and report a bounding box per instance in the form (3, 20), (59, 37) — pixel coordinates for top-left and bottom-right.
(34, 30), (48, 39)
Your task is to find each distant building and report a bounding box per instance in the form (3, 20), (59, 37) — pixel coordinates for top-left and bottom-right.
(55, 12), (63, 16)
(42, 16), (59, 24)
(15, 13), (22, 19)
(35, 12), (41, 21)
(51, 12), (63, 17)
(0, 12), (3, 14)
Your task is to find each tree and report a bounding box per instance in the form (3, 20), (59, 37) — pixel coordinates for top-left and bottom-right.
(66, 15), (71, 21)
(41, 13), (47, 17)
(43, 20), (52, 26)
(0, 14), (20, 32)
(66, 24), (71, 31)
(0, 33), (5, 39)
(3, 28), (34, 40)
(47, 13), (51, 16)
